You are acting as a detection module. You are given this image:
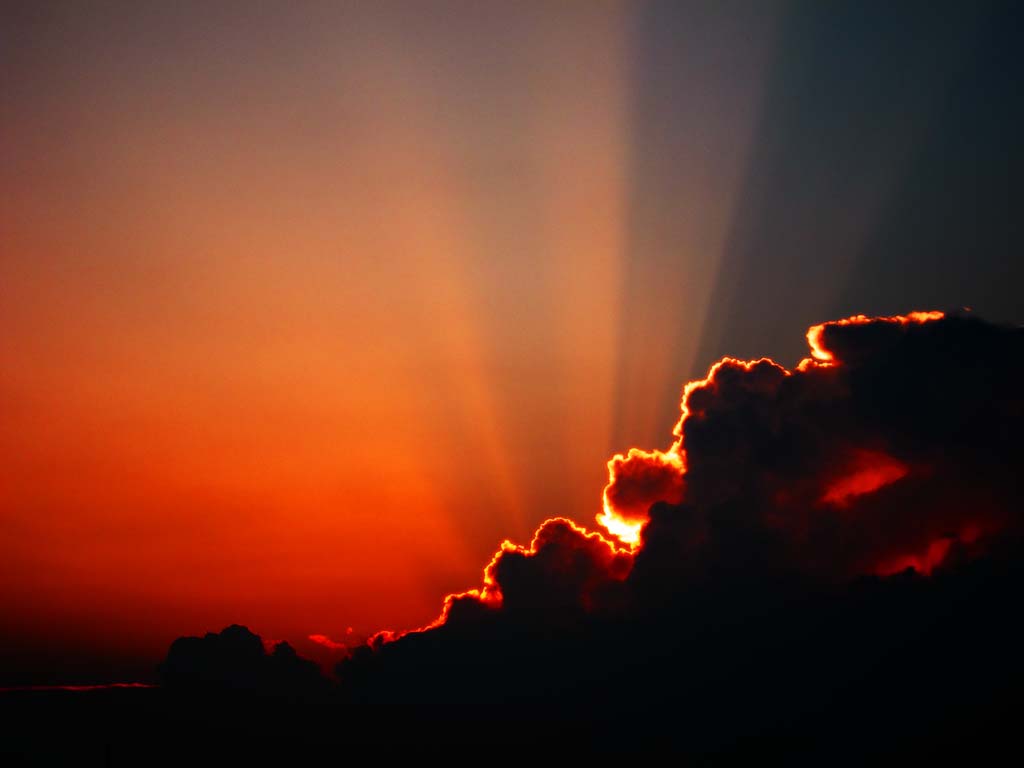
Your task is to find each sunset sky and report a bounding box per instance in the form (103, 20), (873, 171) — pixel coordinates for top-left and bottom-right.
(2, 1), (1021, 683)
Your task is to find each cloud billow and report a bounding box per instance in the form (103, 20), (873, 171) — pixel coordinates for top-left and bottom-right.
(162, 311), (1024, 753)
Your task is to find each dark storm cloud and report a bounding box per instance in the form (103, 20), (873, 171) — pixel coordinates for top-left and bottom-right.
(160, 624), (325, 694)
(327, 312), (1024, 749)
(340, 313), (1013, 642)
(156, 312), (1024, 755)
(613, 313), (1024, 590)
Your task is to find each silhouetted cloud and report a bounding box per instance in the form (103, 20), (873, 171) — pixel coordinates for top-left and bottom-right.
(156, 312), (1024, 754)
(605, 312), (1023, 587)
(160, 625), (326, 694)
(351, 312), (1022, 643)
(326, 312), (1024, 750)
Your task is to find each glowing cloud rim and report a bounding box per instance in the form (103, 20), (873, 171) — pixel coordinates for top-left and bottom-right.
(373, 311), (956, 645)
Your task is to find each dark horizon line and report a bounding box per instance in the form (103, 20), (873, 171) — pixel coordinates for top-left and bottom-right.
(0, 682), (158, 693)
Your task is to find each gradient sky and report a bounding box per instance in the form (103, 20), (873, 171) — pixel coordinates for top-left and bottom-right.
(2, 0), (1021, 683)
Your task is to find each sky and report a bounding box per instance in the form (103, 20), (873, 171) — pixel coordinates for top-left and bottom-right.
(1, 0), (1021, 683)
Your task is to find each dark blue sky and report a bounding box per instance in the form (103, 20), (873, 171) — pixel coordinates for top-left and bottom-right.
(613, 0), (1023, 449)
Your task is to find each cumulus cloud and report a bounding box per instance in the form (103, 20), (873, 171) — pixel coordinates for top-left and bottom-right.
(601, 312), (1023, 586)
(160, 625), (326, 694)
(360, 312), (1020, 638)
(159, 312), (1024, 754)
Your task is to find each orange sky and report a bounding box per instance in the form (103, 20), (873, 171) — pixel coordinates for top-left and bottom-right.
(8, 2), (1011, 676)
(3, 0), (917, 671)
(1, 3), (673, 663)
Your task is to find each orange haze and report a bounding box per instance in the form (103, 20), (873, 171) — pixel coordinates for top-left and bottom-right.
(0, 4), (640, 664)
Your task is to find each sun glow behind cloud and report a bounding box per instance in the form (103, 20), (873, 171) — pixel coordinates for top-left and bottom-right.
(0, 2), (635, 660)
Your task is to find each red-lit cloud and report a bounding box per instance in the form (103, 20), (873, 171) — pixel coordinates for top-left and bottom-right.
(804, 310), (945, 364)
(308, 634), (347, 652)
(599, 448), (684, 546)
(820, 450), (908, 507)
